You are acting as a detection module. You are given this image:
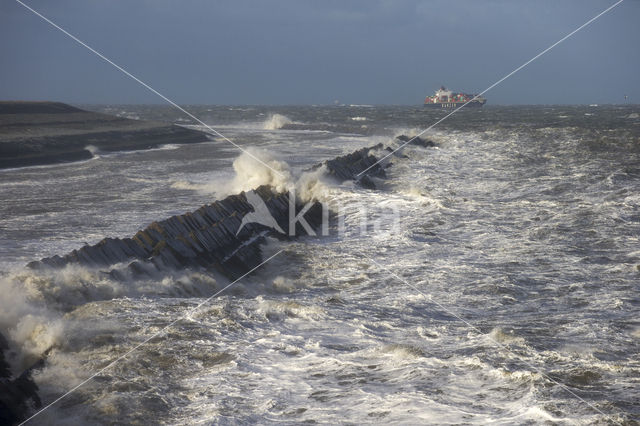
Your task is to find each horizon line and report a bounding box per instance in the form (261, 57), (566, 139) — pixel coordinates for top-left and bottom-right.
(1, 100), (635, 107)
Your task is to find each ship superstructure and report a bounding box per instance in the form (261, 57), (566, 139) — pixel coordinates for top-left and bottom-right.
(424, 86), (486, 108)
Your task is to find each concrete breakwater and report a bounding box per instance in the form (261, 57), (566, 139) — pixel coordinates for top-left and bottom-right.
(1, 143), (389, 424)
(29, 185), (318, 280)
(2, 135), (436, 423)
(27, 144), (388, 280)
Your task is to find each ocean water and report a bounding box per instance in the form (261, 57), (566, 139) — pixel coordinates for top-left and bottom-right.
(1, 105), (639, 424)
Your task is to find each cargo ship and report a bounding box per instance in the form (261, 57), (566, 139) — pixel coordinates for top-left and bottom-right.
(424, 86), (486, 108)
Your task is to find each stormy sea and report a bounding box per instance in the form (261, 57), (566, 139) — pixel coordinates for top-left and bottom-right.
(1, 104), (639, 424)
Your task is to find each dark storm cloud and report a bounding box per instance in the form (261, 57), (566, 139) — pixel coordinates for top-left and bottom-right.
(0, 0), (637, 104)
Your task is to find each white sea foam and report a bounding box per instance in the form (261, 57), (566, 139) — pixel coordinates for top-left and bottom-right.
(84, 145), (100, 156)
(255, 296), (325, 321)
(0, 263), (223, 372)
(226, 147), (293, 194)
(170, 179), (224, 197)
(0, 273), (64, 371)
(218, 148), (338, 204)
(488, 327), (526, 345)
(1, 106), (635, 424)
(263, 114), (293, 130)
(379, 343), (426, 359)
(295, 165), (335, 203)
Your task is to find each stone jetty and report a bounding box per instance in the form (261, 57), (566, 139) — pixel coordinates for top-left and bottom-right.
(28, 143), (388, 280)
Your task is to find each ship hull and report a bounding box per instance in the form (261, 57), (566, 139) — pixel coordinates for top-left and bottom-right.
(423, 100), (486, 108)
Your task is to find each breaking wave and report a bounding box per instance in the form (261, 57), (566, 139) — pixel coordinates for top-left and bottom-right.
(0, 274), (63, 370)
(218, 148), (337, 204)
(226, 147), (293, 194)
(0, 263), (226, 371)
(263, 114), (293, 130)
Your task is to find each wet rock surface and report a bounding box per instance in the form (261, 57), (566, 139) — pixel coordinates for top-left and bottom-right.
(29, 186), (320, 280)
(12, 143), (393, 423)
(0, 333), (42, 426)
(28, 144), (389, 280)
(396, 134), (436, 148)
(322, 144), (387, 181)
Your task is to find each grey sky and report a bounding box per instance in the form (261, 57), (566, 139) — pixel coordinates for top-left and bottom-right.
(1, 0), (637, 105)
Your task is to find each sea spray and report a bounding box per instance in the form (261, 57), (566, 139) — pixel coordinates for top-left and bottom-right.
(227, 147), (293, 194)
(263, 114), (293, 130)
(174, 144), (382, 206)
(225, 148), (365, 206)
(0, 263), (223, 371)
(1, 142), (397, 422)
(295, 165), (335, 203)
(0, 273), (63, 371)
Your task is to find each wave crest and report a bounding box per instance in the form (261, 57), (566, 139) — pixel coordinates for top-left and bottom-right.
(227, 147), (293, 194)
(263, 114), (293, 130)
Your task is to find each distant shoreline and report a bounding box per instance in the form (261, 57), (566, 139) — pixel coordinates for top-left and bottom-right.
(77, 102), (638, 107)
(0, 101), (209, 169)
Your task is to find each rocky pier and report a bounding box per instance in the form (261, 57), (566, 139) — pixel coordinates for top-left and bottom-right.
(5, 136), (435, 423)
(27, 143), (390, 281)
